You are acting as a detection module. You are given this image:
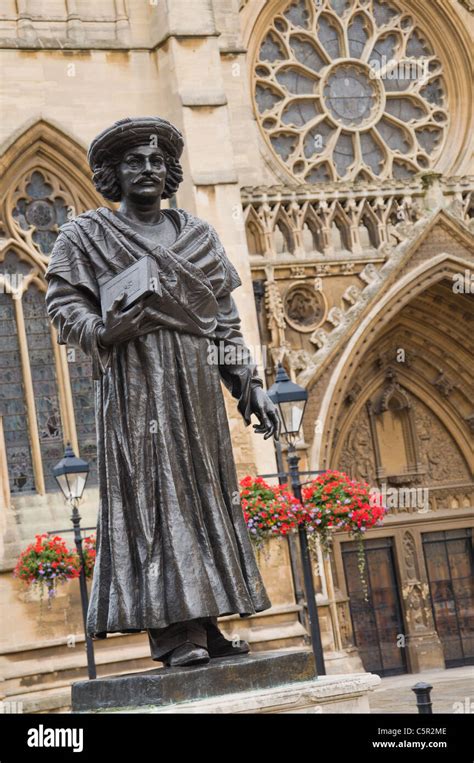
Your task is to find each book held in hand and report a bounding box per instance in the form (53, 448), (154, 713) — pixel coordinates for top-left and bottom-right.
(100, 255), (163, 319)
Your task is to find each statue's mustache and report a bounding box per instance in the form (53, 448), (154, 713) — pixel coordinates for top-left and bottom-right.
(132, 173), (163, 184)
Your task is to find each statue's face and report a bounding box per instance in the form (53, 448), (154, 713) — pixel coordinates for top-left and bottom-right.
(117, 144), (167, 202)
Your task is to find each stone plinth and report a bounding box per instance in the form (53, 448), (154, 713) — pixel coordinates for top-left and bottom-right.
(133, 673), (381, 714)
(72, 649), (316, 712)
(71, 649), (380, 714)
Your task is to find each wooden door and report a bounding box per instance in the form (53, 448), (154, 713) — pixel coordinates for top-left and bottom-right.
(423, 528), (474, 667)
(342, 537), (407, 676)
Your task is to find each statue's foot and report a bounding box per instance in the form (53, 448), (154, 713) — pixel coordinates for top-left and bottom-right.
(205, 623), (250, 659)
(161, 642), (210, 667)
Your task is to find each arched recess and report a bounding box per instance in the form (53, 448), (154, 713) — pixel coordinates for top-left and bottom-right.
(309, 253), (474, 471)
(333, 367), (472, 486)
(0, 118), (106, 265)
(0, 120), (106, 496)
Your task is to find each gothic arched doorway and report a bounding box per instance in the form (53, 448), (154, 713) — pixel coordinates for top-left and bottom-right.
(310, 267), (474, 673)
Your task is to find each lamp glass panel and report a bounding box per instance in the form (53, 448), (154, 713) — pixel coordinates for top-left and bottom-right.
(68, 473), (87, 500)
(279, 399), (306, 435)
(55, 473), (70, 499)
(55, 472), (87, 500)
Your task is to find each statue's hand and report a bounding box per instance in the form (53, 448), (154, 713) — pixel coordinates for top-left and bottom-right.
(98, 293), (147, 347)
(250, 386), (281, 441)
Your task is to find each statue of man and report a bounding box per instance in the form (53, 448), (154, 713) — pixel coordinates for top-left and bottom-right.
(45, 117), (280, 668)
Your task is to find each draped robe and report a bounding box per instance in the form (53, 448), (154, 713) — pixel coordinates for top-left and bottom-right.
(45, 206), (271, 638)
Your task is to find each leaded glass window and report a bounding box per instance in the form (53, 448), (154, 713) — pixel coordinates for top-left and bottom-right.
(253, 0), (448, 181)
(23, 285), (64, 491)
(68, 347), (98, 486)
(0, 291), (35, 493)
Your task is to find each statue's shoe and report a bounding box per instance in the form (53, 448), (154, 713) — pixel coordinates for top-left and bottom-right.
(162, 642), (210, 667)
(206, 628), (250, 659)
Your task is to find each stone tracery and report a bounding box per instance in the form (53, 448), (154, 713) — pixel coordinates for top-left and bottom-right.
(253, 0), (448, 182)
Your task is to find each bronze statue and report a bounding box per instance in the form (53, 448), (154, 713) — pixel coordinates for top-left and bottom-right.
(45, 117), (280, 667)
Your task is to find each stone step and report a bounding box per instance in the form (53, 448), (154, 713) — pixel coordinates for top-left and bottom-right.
(4, 686), (73, 714)
(3, 649), (153, 697)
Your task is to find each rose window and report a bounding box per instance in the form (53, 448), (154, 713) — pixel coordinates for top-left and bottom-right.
(253, 0), (448, 182)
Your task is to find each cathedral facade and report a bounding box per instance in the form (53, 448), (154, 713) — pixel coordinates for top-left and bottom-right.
(0, 0), (472, 709)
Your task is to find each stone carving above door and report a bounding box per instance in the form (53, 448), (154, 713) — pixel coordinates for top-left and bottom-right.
(414, 398), (469, 484)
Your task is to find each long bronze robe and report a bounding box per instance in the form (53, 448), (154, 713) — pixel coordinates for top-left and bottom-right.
(45, 207), (271, 638)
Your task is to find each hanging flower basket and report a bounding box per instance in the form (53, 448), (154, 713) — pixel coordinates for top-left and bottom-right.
(82, 535), (96, 579)
(240, 475), (306, 553)
(13, 533), (80, 602)
(303, 470), (387, 598)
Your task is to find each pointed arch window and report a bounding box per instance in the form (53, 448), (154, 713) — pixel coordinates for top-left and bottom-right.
(0, 133), (103, 496)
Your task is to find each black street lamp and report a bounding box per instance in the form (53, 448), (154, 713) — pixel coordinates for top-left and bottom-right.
(53, 444), (96, 680)
(268, 364), (326, 676)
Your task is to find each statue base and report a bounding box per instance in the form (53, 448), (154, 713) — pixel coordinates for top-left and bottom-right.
(130, 673), (381, 714)
(71, 649), (380, 714)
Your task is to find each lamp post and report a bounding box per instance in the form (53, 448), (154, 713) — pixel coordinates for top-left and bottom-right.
(53, 444), (96, 680)
(268, 364), (326, 676)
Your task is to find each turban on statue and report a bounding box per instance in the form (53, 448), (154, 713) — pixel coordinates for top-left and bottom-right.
(87, 116), (185, 201)
(88, 116), (184, 167)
